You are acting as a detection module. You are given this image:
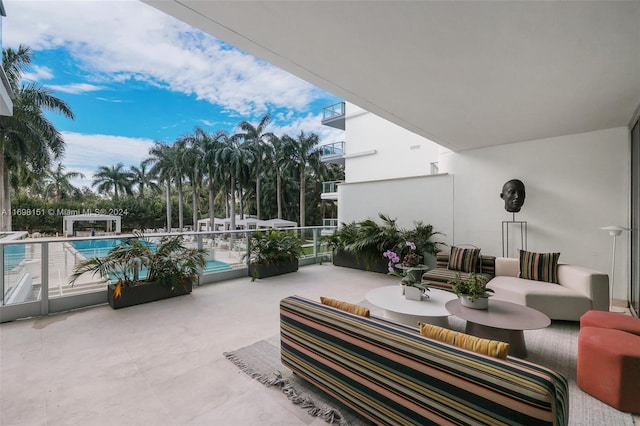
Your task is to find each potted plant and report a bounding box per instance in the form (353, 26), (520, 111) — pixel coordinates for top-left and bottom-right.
(246, 229), (304, 281)
(383, 244), (430, 301)
(69, 233), (207, 309)
(448, 272), (494, 309)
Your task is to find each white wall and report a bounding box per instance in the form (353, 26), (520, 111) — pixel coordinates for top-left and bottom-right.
(344, 103), (441, 182)
(339, 173), (454, 242)
(338, 126), (631, 301)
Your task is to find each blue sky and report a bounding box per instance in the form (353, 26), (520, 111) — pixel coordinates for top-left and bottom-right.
(3, 0), (343, 188)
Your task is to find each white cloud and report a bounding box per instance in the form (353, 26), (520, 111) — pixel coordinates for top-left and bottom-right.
(45, 83), (105, 94)
(60, 131), (155, 188)
(23, 65), (54, 82)
(3, 0), (325, 117)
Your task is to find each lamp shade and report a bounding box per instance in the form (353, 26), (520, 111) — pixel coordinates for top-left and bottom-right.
(600, 225), (630, 237)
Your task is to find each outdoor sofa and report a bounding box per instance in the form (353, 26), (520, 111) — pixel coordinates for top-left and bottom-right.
(280, 295), (569, 425)
(422, 250), (609, 321)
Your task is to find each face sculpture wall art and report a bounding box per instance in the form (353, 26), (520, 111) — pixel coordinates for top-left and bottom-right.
(500, 179), (526, 213)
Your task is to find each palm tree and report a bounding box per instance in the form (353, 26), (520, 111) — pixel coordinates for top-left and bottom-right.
(44, 163), (85, 201)
(236, 114), (274, 220)
(129, 160), (158, 203)
(190, 127), (227, 232)
(182, 134), (204, 230)
(283, 131), (320, 228)
(215, 134), (255, 233)
(172, 138), (189, 232)
(0, 45), (74, 231)
(269, 135), (294, 219)
(92, 163), (133, 200)
(148, 142), (175, 231)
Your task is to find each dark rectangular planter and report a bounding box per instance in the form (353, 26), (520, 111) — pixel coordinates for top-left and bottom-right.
(332, 250), (389, 274)
(107, 280), (192, 309)
(248, 258), (299, 280)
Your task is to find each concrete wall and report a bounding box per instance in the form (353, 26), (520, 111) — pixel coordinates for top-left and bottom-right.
(338, 126), (631, 301)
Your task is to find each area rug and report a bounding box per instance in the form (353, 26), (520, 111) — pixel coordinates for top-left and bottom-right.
(224, 304), (636, 426)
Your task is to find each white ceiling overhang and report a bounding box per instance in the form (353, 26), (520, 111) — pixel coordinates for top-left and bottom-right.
(142, 1), (640, 152)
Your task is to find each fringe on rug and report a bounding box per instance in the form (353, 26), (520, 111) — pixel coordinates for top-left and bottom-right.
(223, 351), (349, 426)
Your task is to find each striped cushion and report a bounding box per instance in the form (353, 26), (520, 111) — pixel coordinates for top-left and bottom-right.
(422, 268), (493, 292)
(320, 297), (370, 317)
(519, 250), (560, 283)
(448, 246), (480, 273)
(281, 295), (568, 426)
(419, 323), (509, 360)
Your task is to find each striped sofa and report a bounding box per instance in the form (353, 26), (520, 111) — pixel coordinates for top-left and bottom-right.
(280, 296), (568, 426)
(422, 251), (496, 291)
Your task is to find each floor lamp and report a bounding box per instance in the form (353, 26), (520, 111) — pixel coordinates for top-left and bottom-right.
(601, 225), (630, 313)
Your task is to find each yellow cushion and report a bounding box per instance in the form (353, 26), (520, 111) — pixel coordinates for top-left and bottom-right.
(419, 323), (509, 360)
(320, 297), (370, 317)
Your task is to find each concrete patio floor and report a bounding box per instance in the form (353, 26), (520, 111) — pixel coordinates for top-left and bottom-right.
(1, 263), (397, 426)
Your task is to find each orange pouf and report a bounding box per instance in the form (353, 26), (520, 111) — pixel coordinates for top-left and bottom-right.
(580, 310), (640, 335)
(577, 326), (640, 414)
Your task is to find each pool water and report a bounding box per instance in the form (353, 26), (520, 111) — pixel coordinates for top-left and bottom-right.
(70, 239), (232, 275)
(71, 239), (130, 258)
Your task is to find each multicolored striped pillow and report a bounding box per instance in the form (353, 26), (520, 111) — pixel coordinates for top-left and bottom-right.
(320, 297), (370, 317)
(447, 246), (480, 273)
(419, 323), (510, 360)
(519, 250), (560, 283)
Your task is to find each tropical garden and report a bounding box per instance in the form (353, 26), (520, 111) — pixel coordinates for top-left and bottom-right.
(1, 45), (343, 235)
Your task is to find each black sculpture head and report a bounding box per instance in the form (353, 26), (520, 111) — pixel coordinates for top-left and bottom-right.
(500, 179), (526, 213)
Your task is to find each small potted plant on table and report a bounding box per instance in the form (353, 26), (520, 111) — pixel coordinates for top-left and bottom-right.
(383, 242), (430, 301)
(449, 272), (494, 309)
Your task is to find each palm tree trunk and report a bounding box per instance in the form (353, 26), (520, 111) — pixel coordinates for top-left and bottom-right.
(276, 169), (282, 219)
(0, 154), (12, 232)
(299, 165), (306, 228)
(177, 177), (184, 232)
(239, 187), (245, 219)
(208, 179), (215, 232)
(165, 178), (172, 231)
(192, 187), (198, 232)
(256, 177), (261, 220)
(230, 177), (236, 246)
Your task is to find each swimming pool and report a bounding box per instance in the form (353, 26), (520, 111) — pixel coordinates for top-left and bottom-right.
(69, 239), (232, 275)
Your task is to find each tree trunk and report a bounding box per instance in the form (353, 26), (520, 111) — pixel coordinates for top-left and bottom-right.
(177, 178), (184, 232)
(0, 154), (11, 232)
(208, 179), (215, 232)
(229, 177), (236, 246)
(299, 165), (306, 228)
(256, 176), (261, 220)
(165, 179), (172, 232)
(192, 185), (198, 231)
(276, 169), (282, 219)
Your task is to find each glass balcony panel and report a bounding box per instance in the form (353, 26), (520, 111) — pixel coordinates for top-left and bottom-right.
(322, 102), (345, 120)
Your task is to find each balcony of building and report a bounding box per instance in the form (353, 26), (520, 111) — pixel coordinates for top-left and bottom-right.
(320, 180), (342, 201)
(321, 101), (345, 130)
(319, 141), (345, 165)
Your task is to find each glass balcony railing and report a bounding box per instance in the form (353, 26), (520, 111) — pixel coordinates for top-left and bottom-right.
(323, 218), (338, 228)
(320, 141), (345, 157)
(322, 181), (343, 193)
(0, 226), (335, 322)
(322, 102), (345, 120)
(321, 102), (345, 130)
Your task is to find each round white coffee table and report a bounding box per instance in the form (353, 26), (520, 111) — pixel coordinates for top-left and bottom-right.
(445, 299), (551, 358)
(366, 286), (458, 327)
